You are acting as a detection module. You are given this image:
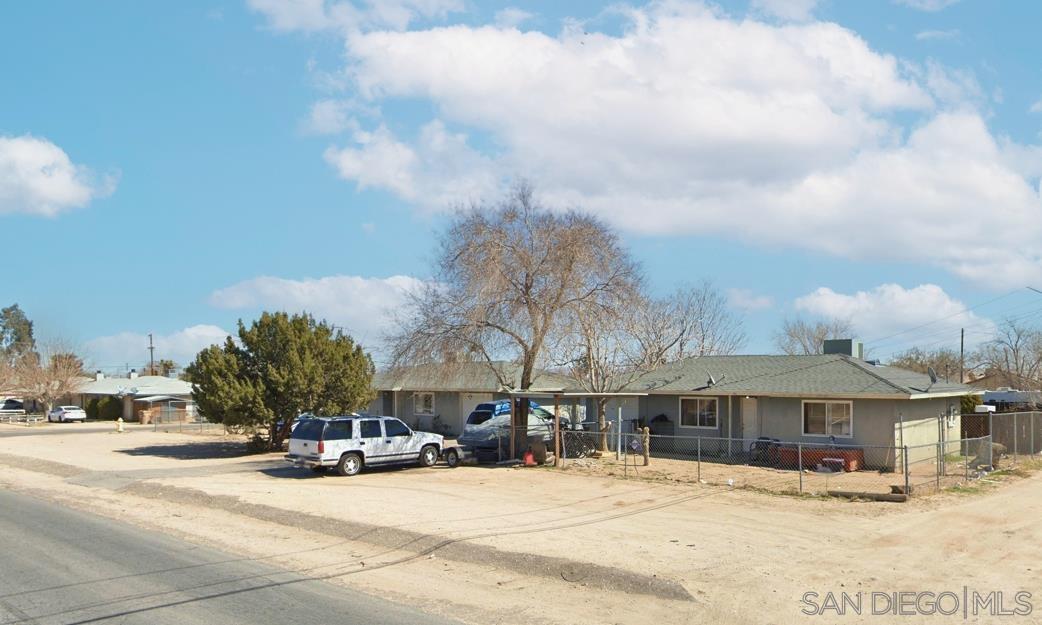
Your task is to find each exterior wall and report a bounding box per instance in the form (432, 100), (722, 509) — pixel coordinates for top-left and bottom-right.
(637, 393), (961, 470)
(397, 390), (466, 436)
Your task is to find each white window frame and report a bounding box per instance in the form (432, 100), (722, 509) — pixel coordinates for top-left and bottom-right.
(414, 392), (435, 417)
(678, 397), (719, 430)
(801, 400), (854, 438)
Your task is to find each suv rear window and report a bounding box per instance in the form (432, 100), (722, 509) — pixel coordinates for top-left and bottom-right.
(324, 421), (353, 440)
(291, 419), (325, 441)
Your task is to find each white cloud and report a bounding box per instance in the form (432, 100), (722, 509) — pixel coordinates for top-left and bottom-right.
(85, 325), (231, 369)
(894, 0), (960, 11)
(1030, 98), (1042, 114)
(727, 288), (774, 312)
(247, 0), (464, 32)
(750, 0), (820, 22)
(361, 221), (376, 234)
(494, 7), (534, 28)
(795, 284), (996, 353)
(0, 135), (115, 217)
(914, 29), (959, 41)
(324, 120), (502, 208)
(208, 274), (425, 348)
(264, 2), (1042, 288)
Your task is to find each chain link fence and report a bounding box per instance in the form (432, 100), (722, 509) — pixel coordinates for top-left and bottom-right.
(553, 426), (993, 499)
(962, 411), (1041, 462)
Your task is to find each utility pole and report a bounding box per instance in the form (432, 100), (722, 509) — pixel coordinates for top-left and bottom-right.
(960, 327), (965, 383)
(148, 333), (155, 376)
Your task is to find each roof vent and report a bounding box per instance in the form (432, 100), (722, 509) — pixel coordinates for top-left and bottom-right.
(129, 369), (138, 380)
(823, 339), (864, 359)
(95, 370), (105, 381)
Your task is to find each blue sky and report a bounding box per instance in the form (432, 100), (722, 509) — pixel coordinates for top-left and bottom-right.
(3, 0), (1042, 370)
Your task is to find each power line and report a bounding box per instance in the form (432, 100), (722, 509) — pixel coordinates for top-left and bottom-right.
(863, 288), (1021, 346)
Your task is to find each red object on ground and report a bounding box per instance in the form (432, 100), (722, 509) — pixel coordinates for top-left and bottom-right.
(523, 449), (537, 466)
(778, 446), (864, 471)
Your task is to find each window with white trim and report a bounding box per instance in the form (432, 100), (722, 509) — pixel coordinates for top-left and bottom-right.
(679, 397), (718, 429)
(414, 392), (435, 416)
(802, 401), (852, 437)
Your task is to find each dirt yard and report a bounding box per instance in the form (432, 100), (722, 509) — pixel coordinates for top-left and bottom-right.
(0, 423), (1038, 624)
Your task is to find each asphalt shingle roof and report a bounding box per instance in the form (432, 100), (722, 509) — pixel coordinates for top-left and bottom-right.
(628, 354), (973, 397)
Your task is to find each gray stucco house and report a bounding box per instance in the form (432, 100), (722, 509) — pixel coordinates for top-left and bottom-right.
(368, 362), (576, 436)
(372, 343), (978, 468)
(623, 351), (974, 468)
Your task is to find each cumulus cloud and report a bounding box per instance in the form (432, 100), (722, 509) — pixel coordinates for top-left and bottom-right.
(262, 2), (1042, 288)
(323, 120), (502, 208)
(0, 135), (115, 217)
(794, 284), (996, 353)
(750, 0), (820, 22)
(209, 274), (425, 348)
(727, 288), (774, 312)
(85, 325), (231, 369)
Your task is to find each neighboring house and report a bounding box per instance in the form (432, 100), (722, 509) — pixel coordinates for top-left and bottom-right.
(77, 370), (194, 422)
(369, 362), (577, 436)
(966, 371), (1039, 391)
(623, 341), (976, 469)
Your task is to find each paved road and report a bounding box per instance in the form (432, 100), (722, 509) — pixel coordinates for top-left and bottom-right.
(0, 490), (460, 625)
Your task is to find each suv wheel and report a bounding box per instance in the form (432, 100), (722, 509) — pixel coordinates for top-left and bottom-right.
(337, 453), (362, 477)
(419, 445), (439, 467)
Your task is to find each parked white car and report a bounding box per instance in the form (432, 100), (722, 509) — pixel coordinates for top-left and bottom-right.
(286, 415), (443, 476)
(48, 406), (87, 423)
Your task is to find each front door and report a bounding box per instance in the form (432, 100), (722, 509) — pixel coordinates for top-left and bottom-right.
(741, 397), (759, 440)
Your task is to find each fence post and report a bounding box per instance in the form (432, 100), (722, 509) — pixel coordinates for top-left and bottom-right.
(641, 427), (650, 466)
(798, 442), (803, 494)
(936, 442), (941, 491)
(697, 437), (701, 483)
(616, 408), (622, 461)
(903, 445), (910, 496)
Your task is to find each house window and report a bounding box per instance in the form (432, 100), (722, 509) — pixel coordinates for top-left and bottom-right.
(414, 392), (435, 416)
(679, 397), (718, 429)
(802, 401), (853, 438)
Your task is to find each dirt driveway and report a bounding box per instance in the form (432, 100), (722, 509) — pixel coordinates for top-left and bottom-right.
(0, 423), (1038, 625)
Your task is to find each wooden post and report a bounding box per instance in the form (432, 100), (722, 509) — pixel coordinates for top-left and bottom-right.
(553, 394), (561, 467)
(642, 426), (650, 466)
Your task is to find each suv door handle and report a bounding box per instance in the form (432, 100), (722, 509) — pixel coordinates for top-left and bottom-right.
(359, 441), (365, 445)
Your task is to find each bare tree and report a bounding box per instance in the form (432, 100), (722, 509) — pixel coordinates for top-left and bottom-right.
(17, 342), (87, 415)
(635, 282), (746, 365)
(976, 319), (1042, 389)
(387, 183), (640, 455)
(888, 347), (967, 381)
(774, 318), (854, 355)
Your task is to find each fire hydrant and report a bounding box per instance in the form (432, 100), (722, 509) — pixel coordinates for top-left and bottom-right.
(116, 417), (124, 433)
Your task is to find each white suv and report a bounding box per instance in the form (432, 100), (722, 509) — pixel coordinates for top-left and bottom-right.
(286, 415), (444, 476)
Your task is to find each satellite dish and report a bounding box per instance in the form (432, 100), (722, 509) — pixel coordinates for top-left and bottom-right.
(706, 370), (716, 387)
(927, 367), (938, 384)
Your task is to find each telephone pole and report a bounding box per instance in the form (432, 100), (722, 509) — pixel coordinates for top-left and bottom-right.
(959, 327), (964, 383)
(148, 333), (155, 376)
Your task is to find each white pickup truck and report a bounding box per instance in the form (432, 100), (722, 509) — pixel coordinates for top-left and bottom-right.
(285, 415), (444, 476)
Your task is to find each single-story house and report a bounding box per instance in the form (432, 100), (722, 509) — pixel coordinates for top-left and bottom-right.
(77, 371), (195, 422)
(375, 341), (979, 469)
(369, 362), (578, 436)
(620, 345), (975, 469)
